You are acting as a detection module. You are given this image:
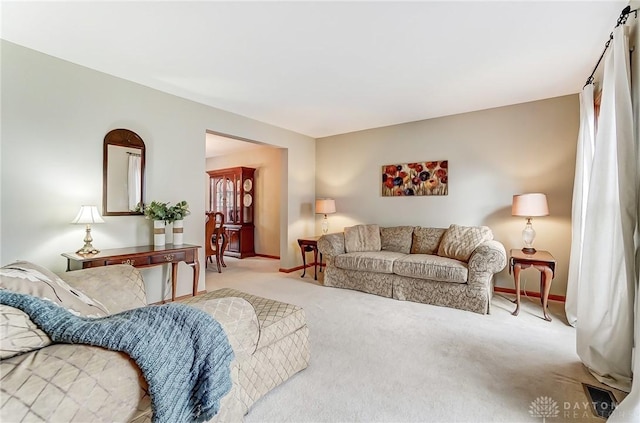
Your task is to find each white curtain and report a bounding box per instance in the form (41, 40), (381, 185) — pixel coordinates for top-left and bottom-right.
(565, 84), (596, 326)
(127, 154), (141, 211)
(573, 25), (636, 393)
(609, 10), (640, 423)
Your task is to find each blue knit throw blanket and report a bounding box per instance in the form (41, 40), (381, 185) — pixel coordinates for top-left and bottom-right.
(0, 290), (234, 423)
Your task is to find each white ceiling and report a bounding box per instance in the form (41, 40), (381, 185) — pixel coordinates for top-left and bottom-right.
(1, 1), (629, 139)
(205, 133), (267, 157)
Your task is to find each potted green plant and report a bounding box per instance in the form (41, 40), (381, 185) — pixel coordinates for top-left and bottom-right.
(167, 201), (190, 245)
(143, 201), (170, 246)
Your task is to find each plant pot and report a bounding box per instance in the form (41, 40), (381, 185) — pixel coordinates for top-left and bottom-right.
(153, 220), (166, 246)
(173, 219), (184, 245)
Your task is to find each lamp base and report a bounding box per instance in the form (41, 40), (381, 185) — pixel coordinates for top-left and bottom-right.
(76, 225), (99, 255)
(321, 215), (329, 235)
(76, 246), (100, 255)
(521, 247), (537, 255)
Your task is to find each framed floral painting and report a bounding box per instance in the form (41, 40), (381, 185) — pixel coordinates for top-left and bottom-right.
(382, 161), (448, 196)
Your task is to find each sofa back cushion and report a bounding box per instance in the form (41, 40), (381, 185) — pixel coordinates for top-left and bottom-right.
(411, 227), (446, 255)
(344, 224), (381, 253)
(380, 226), (414, 254)
(437, 224), (493, 262)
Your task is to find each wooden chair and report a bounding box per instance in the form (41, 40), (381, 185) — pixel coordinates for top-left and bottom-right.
(205, 212), (227, 272)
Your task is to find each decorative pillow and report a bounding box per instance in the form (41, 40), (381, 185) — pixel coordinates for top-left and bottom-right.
(437, 224), (493, 262)
(0, 261), (109, 317)
(0, 304), (52, 359)
(411, 227), (446, 255)
(380, 226), (414, 254)
(344, 224), (381, 253)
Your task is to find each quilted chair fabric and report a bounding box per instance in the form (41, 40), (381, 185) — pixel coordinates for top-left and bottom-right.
(0, 290), (235, 423)
(190, 288), (310, 410)
(0, 264), (310, 423)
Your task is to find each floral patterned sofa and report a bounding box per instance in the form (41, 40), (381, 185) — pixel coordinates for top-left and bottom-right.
(0, 261), (310, 422)
(318, 224), (507, 314)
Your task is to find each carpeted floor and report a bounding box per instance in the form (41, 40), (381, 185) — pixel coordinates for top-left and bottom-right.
(205, 257), (624, 422)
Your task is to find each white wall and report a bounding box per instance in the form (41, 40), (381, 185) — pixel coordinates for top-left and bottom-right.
(205, 145), (283, 257)
(1, 41), (315, 302)
(316, 95), (579, 297)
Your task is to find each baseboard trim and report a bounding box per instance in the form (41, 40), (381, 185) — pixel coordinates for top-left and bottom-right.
(255, 253), (280, 260)
(494, 286), (566, 302)
(280, 265), (305, 273)
(279, 263), (322, 273)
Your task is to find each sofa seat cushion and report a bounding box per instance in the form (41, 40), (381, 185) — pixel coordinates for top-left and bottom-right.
(198, 288), (307, 351)
(0, 343), (151, 422)
(393, 254), (468, 283)
(334, 251), (406, 274)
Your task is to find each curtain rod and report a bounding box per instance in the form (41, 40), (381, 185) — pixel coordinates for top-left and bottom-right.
(126, 152), (141, 157)
(584, 5), (638, 87)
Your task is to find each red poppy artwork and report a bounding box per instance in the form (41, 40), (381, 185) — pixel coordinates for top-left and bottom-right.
(381, 160), (448, 196)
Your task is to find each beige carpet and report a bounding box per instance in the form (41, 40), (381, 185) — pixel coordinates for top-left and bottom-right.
(205, 257), (624, 422)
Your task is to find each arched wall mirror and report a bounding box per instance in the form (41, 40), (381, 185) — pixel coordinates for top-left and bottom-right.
(103, 128), (145, 216)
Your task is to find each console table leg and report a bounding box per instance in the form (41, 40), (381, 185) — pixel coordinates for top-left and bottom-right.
(171, 262), (178, 302)
(191, 259), (200, 297)
(512, 264), (522, 316)
(542, 267), (553, 321)
(299, 245), (307, 278)
(313, 248), (318, 280)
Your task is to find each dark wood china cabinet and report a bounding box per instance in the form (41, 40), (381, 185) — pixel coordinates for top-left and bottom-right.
(207, 166), (255, 258)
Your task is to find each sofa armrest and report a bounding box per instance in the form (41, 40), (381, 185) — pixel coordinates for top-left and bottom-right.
(57, 265), (148, 314)
(467, 240), (507, 288)
(317, 233), (345, 257)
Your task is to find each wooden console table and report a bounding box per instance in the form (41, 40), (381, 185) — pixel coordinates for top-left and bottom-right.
(509, 249), (556, 321)
(62, 244), (201, 302)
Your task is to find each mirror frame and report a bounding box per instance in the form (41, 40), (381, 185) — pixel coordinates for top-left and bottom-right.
(103, 128), (146, 216)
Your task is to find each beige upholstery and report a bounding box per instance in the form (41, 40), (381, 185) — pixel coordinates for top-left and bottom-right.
(1, 264), (310, 422)
(0, 304), (51, 359)
(437, 224), (493, 262)
(319, 225), (506, 314)
(56, 265), (147, 314)
(380, 226), (414, 254)
(335, 251), (406, 274)
(344, 224), (381, 252)
(394, 254), (468, 283)
(411, 227), (446, 255)
(1, 344), (150, 422)
(182, 288), (310, 410)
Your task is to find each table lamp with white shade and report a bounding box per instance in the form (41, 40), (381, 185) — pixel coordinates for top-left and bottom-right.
(511, 193), (549, 254)
(71, 205), (105, 255)
(315, 198), (336, 235)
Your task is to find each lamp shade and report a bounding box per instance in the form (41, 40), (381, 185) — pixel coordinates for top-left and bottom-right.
(315, 199), (336, 214)
(71, 205), (105, 224)
(511, 194), (549, 217)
